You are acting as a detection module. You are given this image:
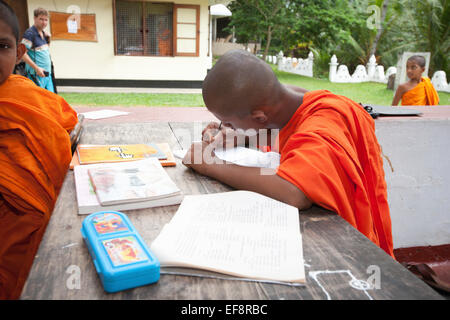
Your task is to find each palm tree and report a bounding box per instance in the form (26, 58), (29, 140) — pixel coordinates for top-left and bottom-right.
(411, 0), (449, 75)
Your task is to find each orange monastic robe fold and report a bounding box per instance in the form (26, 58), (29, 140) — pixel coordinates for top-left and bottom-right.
(401, 77), (439, 106)
(276, 90), (394, 258)
(0, 75), (77, 299)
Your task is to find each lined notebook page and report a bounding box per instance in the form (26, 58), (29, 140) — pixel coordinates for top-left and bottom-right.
(150, 191), (305, 283)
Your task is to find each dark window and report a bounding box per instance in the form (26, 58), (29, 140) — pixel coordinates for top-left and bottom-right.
(114, 0), (173, 56)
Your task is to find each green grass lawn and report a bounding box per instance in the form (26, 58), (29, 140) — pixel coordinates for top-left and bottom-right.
(60, 66), (450, 107)
(274, 66), (450, 106)
(59, 92), (205, 107)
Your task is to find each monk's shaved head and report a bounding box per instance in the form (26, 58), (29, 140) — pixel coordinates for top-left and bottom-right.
(202, 50), (282, 117)
(0, 1), (20, 43)
(407, 55), (426, 68)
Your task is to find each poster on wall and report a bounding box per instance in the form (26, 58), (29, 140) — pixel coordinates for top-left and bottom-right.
(49, 11), (98, 42)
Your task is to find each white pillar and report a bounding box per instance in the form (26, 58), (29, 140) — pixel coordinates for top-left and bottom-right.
(329, 54), (338, 82)
(277, 51), (284, 70)
(307, 51), (314, 77)
(431, 71), (450, 93)
(367, 54), (377, 80)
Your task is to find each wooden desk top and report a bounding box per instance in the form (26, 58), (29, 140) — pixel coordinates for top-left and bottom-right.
(20, 122), (443, 300)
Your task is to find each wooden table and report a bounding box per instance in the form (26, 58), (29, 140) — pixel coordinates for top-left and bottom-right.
(20, 122), (443, 300)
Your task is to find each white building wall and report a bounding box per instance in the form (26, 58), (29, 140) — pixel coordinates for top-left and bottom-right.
(27, 0), (210, 81)
(375, 113), (450, 249)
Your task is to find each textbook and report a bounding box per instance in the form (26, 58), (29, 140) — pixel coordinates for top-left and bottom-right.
(150, 191), (305, 285)
(74, 159), (183, 215)
(77, 143), (167, 165)
(71, 143), (176, 169)
(88, 158), (181, 206)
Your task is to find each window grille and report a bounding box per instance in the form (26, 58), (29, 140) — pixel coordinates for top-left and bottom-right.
(115, 1), (174, 56)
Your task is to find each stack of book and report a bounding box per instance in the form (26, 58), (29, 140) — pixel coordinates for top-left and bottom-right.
(73, 145), (182, 214)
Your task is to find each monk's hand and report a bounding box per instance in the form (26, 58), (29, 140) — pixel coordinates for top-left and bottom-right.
(202, 122), (222, 144)
(182, 141), (218, 175)
(202, 122), (238, 150)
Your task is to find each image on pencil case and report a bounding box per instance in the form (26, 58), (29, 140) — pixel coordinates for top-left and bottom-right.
(92, 212), (129, 235)
(102, 236), (149, 267)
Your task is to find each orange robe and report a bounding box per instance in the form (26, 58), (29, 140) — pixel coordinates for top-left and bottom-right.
(158, 29), (171, 56)
(276, 90), (394, 258)
(0, 75), (77, 299)
(401, 77), (439, 106)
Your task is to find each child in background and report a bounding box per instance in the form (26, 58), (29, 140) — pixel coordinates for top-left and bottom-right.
(392, 55), (439, 106)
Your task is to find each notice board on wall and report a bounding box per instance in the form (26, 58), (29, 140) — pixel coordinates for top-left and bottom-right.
(49, 11), (98, 42)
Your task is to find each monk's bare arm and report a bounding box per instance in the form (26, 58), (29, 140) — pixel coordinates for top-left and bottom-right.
(182, 143), (312, 209)
(285, 84), (309, 94)
(391, 85), (406, 106)
(205, 164), (312, 209)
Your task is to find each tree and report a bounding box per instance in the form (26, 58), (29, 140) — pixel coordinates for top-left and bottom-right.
(226, 1), (263, 46)
(285, 1), (367, 60)
(378, 0), (449, 74)
(251, 0), (286, 60)
(227, 0), (449, 76)
(410, 0), (449, 75)
(227, 0), (290, 60)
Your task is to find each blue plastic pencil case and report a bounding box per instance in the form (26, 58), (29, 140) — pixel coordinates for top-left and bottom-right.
(81, 211), (160, 293)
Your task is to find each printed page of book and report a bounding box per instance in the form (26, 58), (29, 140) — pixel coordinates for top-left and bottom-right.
(88, 158), (180, 206)
(74, 160), (183, 214)
(150, 191), (305, 284)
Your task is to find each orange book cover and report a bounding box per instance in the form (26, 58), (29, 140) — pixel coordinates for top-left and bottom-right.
(71, 143), (176, 169)
(77, 144), (166, 165)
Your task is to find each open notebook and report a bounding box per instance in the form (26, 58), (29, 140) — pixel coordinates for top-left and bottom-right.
(150, 191), (305, 286)
(173, 146), (281, 169)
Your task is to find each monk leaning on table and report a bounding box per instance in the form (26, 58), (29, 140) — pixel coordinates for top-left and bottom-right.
(182, 50), (395, 259)
(0, 1), (77, 299)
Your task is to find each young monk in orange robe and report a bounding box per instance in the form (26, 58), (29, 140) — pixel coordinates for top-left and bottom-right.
(0, 2), (77, 299)
(157, 21), (171, 56)
(392, 55), (439, 106)
(183, 50), (395, 258)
